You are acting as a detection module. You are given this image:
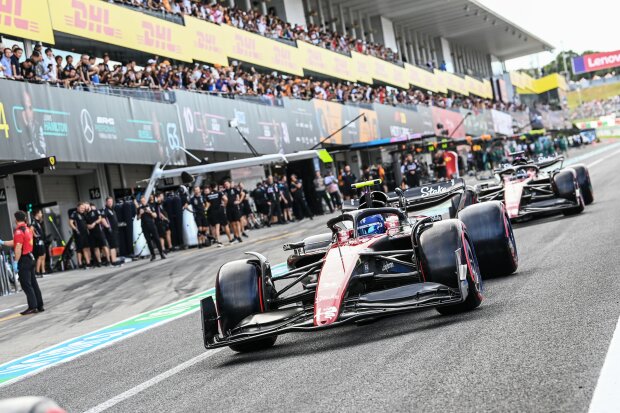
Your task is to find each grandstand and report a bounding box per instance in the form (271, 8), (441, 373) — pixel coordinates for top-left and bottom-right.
(0, 0), (556, 239)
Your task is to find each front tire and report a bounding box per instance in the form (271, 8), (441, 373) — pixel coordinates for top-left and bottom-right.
(417, 220), (482, 315)
(571, 164), (593, 205)
(216, 260), (277, 352)
(553, 169), (584, 216)
(458, 201), (518, 277)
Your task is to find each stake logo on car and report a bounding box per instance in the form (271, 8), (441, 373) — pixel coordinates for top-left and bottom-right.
(420, 185), (448, 197)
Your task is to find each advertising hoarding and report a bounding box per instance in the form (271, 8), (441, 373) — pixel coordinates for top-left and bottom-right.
(0, 80), (186, 165)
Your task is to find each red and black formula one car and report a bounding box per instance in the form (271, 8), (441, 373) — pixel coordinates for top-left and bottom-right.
(200, 179), (518, 352)
(475, 153), (593, 221)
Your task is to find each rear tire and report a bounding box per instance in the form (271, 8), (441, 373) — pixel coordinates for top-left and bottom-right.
(417, 220), (482, 315)
(571, 164), (593, 205)
(458, 201), (518, 278)
(216, 260), (277, 352)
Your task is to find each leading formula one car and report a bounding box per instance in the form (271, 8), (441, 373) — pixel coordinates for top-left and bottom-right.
(474, 153), (593, 221)
(200, 179), (518, 352)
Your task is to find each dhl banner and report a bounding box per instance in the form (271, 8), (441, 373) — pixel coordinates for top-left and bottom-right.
(407, 65), (437, 93)
(48, 0), (192, 62)
(298, 42), (356, 82)
(219, 24), (303, 76)
(435, 70), (469, 96)
(2, 0), (503, 99)
(351, 52), (373, 84)
(0, 0), (54, 43)
(184, 17), (228, 66)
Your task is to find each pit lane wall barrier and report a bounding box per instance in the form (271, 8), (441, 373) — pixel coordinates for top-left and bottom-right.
(0, 80), (536, 164)
(1, 0), (495, 99)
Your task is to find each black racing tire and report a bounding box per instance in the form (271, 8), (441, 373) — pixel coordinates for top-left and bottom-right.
(553, 169), (584, 216)
(216, 259), (277, 352)
(458, 201), (518, 278)
(571, 164), (594, 205)
(417, 219), (482, 315)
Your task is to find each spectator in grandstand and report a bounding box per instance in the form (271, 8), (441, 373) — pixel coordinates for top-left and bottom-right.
(1, 48), (13, 78)
(20, 58), (35, 81)
(11, 47), (23, 79)
(42, 48), (55, 70)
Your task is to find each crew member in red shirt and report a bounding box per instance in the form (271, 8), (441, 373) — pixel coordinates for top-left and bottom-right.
(0, 210), (44, 315)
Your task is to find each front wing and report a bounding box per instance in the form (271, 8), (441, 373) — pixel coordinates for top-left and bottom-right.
(201, 278), (470, 349)
(477, 185), (580, 220)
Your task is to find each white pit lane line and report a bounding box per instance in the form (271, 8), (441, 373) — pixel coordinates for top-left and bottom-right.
(585, 148), (620, 169)
(83, 348), (224, 413)
(589, 316), (620, 413)
(586, 146), (620, 412)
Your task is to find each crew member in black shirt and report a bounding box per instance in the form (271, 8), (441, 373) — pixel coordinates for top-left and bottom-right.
(138, 195), (166, 261)
(290, 174), (313, 221)
(31, 209), (47, 277)
(85, 203), (110, 267)
(190, 186), (209, 248)
(69, 202), (91, 268)
(103, 197), (120, 265)
(266, 175), (283, 225)
(341, 165), (357, 200)
(401, 154), (420, 188)
(223, 180), (243, 243)
(205, 186), (232, 246)
(252, 182), (270, 226)
(155, 193), (172, 253)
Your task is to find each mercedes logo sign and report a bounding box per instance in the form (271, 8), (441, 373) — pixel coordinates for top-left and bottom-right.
(81, 109), (94, 144)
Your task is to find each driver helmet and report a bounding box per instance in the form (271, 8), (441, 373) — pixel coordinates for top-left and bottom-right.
(358, 214), (386, 236)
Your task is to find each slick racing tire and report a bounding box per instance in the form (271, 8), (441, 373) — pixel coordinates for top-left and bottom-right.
(417, 219), (482, 315)
(216, 259), (277, 352)
(553, 169), (584, 216)
(571, 164), (594, 205)
(458, 201), (518, 278)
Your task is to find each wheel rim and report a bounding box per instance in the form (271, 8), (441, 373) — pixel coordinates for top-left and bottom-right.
(504, 211), (518, 266)
(464, 235), (483, 297)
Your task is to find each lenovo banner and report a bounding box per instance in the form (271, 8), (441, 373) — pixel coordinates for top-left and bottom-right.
(572, 50), (620, 75)
(0, 80), (186, 165)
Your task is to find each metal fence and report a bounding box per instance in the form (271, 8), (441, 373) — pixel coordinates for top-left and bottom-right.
(0, 251), (17, 297)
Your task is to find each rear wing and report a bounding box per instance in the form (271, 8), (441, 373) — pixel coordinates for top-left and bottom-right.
(343, 179), (466, 212)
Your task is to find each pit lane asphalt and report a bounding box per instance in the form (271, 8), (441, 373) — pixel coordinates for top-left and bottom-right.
(3, 143), (620, 413)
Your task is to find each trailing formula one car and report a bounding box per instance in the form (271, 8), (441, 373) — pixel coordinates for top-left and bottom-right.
(475, 153), (593, 221)
(201, 179), (518, 352)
